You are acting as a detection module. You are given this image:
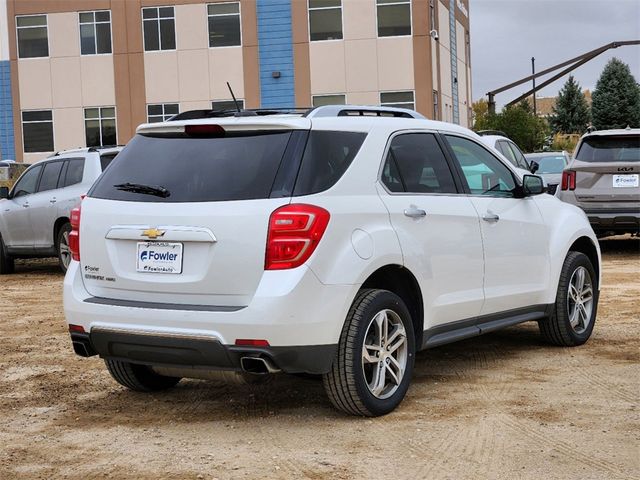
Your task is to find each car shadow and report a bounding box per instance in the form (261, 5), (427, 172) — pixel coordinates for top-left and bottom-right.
(598, 234), (639, 255)
(13, 258), (62, 275)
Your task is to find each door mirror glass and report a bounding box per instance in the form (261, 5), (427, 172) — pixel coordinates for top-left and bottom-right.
(529, 160), (540, 174)
(522, 175), (544, 195)
(0, 186), (9, 199)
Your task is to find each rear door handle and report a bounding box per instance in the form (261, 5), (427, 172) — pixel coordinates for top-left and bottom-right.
(22, 202), (30, 208)
(404, 207), (427, 218)
(482, 212), (500, 223)
(50, 198), (57, 204)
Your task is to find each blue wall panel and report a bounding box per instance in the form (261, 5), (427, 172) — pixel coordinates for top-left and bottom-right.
(0, 61), (15, 160)
(256, 0), (295, 108)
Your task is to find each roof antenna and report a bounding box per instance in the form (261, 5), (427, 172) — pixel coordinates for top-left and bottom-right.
(226, 82), (242, 113)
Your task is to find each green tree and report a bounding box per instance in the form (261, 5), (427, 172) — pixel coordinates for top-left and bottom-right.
(549, 75), (591, 134)
(591, 58), (640, 129)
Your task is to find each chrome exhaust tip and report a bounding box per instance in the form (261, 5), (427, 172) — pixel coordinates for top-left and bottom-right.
(240, 356), (281, 375)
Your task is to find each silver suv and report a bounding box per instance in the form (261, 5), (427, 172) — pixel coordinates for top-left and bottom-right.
(559, 129), (639, 236)
(0, 146), (121, 273)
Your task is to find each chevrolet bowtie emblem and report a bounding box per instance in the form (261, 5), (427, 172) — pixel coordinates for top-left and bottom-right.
(141, 228), (166, 239)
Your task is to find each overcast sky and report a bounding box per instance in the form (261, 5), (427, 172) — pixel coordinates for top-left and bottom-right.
(470, 0), (640, 108)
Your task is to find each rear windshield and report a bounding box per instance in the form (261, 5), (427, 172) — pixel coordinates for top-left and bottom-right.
(535, 155), (566, 174)
(89, 132), (292, 202)
(576, 135), (639, 163)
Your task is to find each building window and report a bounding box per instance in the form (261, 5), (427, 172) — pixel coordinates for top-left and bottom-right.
(147, 103), (179, 123)
(22, 110), (54, 153)
(212, 99), (244, 111)
(79, 11), (112, 55)
(376, 0), (411, 37)
(142, 7), (176, 51)
(312, 94), (346, 107)
(16, 15), (49, 58)
(308, 0), (343, 42)
(208, 3), (242, 47)
(380, 91), (415, 110)
(433, 90), (439, 120)
(85, 107), (116, 147)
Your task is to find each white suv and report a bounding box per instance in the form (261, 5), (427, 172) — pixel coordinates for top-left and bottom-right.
(0, 147), (121, 273)
(63, 106), (600, 416)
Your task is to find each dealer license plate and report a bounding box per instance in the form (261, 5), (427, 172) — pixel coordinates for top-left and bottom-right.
(612, 174), (639, 188)
(136, 242), (183, 274)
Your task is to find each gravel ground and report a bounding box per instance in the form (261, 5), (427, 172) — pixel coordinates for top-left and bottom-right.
(0, 236), (638, 480)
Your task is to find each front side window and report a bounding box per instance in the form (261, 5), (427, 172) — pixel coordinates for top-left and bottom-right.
(22, 110), (54, 153)
(212, 99), (244, 111)
(309, 0), (343, 41)
(507, 141), (530, 169)
(142, 7), (175, 51)
(446, 135), (516, 197)
(208, 3), (241, 47)
(16, 15), (49, 58)
(147, 103), (179, 123)
(380, 91), (415, 110)
(382, 133), (457, 194)
(38, 161), (64, 192)
(497, 140), (518, 167)
(79, 11), (112, 55)
(12, 165), (43, 198)
(85, 107), (116, 147)
(312, 94), (346, 107)
(376, 0), (411, 37)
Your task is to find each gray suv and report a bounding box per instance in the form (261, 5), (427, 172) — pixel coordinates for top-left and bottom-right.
(559, 129), (639, 236)
(0, 146), (121, 273)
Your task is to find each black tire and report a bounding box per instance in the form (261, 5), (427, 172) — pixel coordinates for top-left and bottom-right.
(0, 234), (15, 275)
(56, 222), (72, 273)
(539, 251), (598, 346)
(323, 289), (416, 417)
(105, 359), (181, 392)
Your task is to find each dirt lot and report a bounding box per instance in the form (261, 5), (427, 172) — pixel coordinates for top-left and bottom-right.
(1, 237), (638, 480)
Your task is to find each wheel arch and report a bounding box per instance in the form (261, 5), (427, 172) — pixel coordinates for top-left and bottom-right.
(360, 264), (424, 348)
(53, 217), (70, 245)
(568, 236), (600, 286)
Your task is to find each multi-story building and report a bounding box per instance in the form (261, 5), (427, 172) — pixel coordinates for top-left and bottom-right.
(1, 0), (471, 163)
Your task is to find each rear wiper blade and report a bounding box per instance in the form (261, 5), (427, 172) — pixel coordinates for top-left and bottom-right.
(114, 182), (170, 198)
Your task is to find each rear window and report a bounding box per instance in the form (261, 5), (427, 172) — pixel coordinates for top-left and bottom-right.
(89, 132), (293, 202)
(576, 135), (639, 162)
(535, 155), (566, 174)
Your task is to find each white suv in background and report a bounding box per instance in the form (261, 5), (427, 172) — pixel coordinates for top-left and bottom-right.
(477, 131), (534, 176)
(0, 146), (121, 273)
(63, 106), (600, 417)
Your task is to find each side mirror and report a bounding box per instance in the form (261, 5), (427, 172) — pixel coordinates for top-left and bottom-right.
(522, 175), (544, 196)
(529, 160), (539, 174)
(0, 186), (9, 199)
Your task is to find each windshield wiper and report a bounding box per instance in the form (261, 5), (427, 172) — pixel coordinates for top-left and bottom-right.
(114, 182), (170, 198)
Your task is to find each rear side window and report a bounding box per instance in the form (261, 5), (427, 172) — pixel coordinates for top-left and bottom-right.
(293, 131), (366, 196)
(576, 135), (639, 162)
(63, 159), (85, 187)
(381, 133), (457, 194)
(100, 153), (118, 171)
(90, 132), (293, 202)
(38, 161), (64, 192)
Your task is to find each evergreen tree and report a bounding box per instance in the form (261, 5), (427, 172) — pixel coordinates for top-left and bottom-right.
(549, 75), (591, 134)
(591, 58), (640, 129)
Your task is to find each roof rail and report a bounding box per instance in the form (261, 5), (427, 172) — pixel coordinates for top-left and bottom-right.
(476, 130), (508, 137)
(87, 145), (124, 152)
(169, 108), (310, 121)
(305, 105), (425, 119)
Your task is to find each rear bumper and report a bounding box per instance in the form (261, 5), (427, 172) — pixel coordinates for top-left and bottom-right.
(63, 261), (356, 374)
(582, 208), (640, 233)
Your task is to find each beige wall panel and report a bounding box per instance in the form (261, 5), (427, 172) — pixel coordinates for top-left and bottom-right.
(178, 49), (210, 102)
(309, 41), (345, 94)
(347, 91), (379, 105)
(377, 37), (414, 91)
(456, 20), (466, 63)
(457, 57), (467, 106)
(23, 153), (51, 163)
(49, 12), (80, 58)
(51, 57), (82, 108)
(180, 100), (211, 112)
(438, 5), (450, 50)
(143, 52), (179, 103)
(176, 3), (208, 51)
(53, 107), (84, 150)
(343, 0), (376, 40)
(439, 43), (452, 99)
(209, 47), (245, 99)
(18, 59), (52, 109)
(80, 55), (115, 106)
(345, 39), (377, 93)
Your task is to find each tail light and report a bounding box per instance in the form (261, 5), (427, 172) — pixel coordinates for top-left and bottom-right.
(561, 170), (576, 191)
(69, 205), (81, 261)
(265, 204), (330, 270)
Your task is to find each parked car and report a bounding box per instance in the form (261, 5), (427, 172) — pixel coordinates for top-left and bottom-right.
(0, 146), (122, 273)
(63, 106), (600, 417)
(525, 151), (571, 195)
(477, 131), (533, 177)
(558, 128), (639, 237)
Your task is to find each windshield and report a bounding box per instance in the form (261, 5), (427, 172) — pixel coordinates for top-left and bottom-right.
(575, 135), (639, 163)
(534, 155), (566, 174)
